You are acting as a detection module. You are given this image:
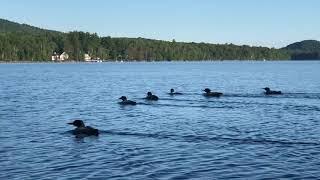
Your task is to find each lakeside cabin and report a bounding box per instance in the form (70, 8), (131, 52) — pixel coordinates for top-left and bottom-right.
(84, 53), (102, 62)
(51, 52), (69, 61)
(84, 53), (91, 61)
(51, 52), (101, 62)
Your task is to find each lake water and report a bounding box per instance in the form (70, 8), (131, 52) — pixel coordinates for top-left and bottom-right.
(1, 61), (320, 179)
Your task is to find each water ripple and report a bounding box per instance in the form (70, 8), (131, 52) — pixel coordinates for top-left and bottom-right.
(1, 62), (320, 179)
(101, 130), (320, 146)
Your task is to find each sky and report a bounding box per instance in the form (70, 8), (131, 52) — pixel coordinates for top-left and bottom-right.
(0, 0), (319, 48)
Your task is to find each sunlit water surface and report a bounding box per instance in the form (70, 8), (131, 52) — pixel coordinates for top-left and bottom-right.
(1, 61), (320, 179)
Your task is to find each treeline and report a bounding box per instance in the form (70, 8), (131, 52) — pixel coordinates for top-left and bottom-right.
(0, 31), (290, 61)
(0, 19), (291, 61)
(290, 52), (320, 60)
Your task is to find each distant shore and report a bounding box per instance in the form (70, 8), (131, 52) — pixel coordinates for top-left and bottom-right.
(0, 59), (302, 64)
(2, 19), (320, 62)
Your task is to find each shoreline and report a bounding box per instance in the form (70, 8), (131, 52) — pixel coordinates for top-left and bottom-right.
(1, 59), (319, 64)
(0, 59), (303, 64)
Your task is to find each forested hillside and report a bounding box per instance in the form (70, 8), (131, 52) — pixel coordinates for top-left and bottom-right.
(0, 18), (292, 61)
(283, 40), (320, 60)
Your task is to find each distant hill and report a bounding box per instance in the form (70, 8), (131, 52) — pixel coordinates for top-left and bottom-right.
(283, 40), (320, 60)
(0, 18), (60, 35)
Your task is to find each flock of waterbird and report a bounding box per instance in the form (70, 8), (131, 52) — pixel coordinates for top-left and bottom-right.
(68, 87), (282, 137)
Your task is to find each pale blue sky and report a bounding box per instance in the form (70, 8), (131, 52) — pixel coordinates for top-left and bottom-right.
(0, 0), (319, 48)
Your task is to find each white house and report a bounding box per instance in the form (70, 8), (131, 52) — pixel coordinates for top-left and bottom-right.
(84, 53), (91, 61)
(51, 52), (59, 61)
(59, 52), (69, 61)
(51, 52), (69, 61)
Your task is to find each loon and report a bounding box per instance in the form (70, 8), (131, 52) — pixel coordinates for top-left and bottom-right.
(168, 88), (183, 95)
(68, 120), (99, 136)
(118, 96), (137, 105)
(263, 87), (282, 95)
(203, 88), (223, 97)
(145, 92), (159, 101)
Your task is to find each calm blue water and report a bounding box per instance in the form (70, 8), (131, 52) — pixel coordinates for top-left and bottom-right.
(1, 61), (320, 179)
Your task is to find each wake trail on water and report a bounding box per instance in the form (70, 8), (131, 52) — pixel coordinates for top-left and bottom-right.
(136, 100), (320, 112)
(136, 102), (234, 109)
(99, 130), (320, 146)
(136, 92), (320, 106)
(160, 92), (320, 99)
